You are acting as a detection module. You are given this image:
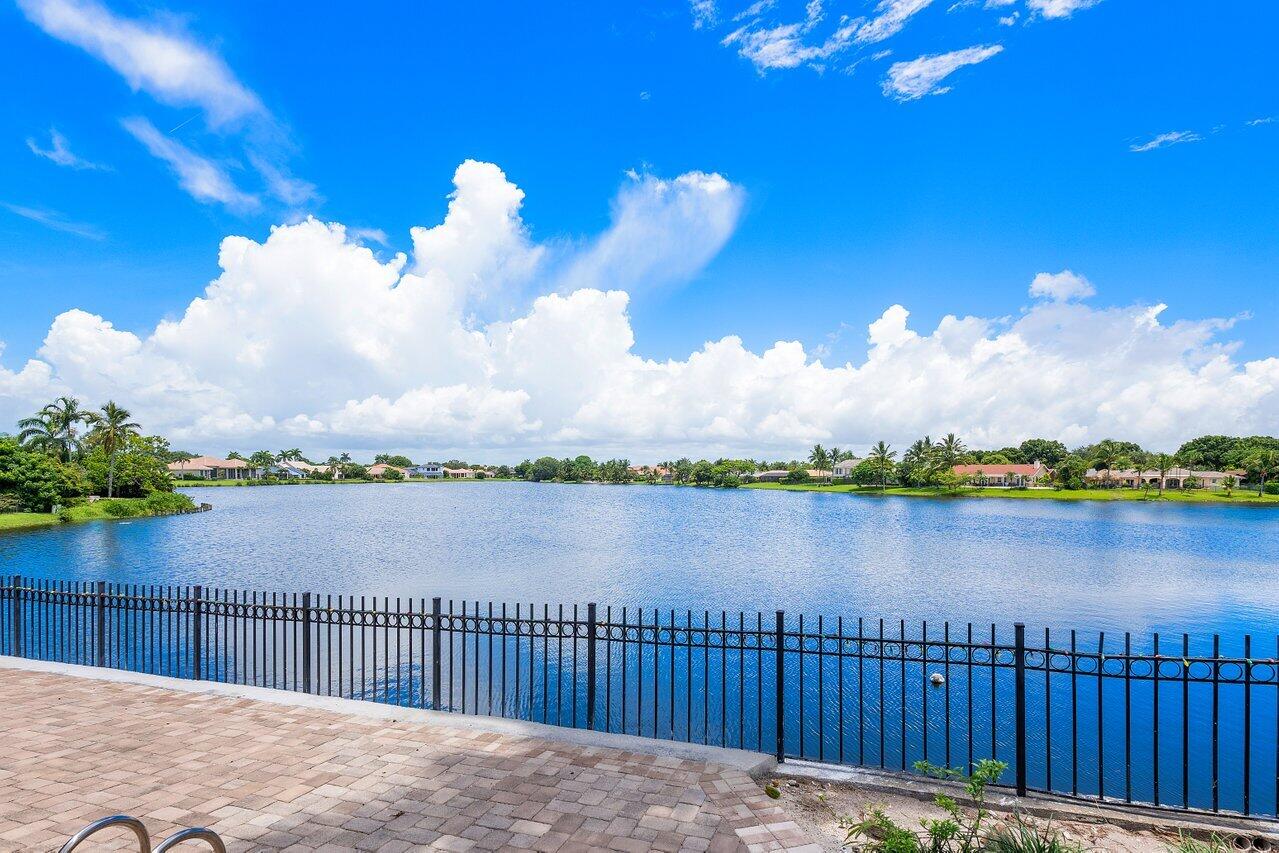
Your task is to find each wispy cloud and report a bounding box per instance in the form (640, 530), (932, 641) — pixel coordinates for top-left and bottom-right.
(691, 0), (718, 29)
(721, 0), (853, 72)
(855, 0), (935, 46)
(1026, 0), (1102, 19)
(16, 0), (262, 127)
(121, 117), (259, 211)
(18, 0), (315, 212)
(26, 128), (111, 171)
(883, 44), (1003, 100)
(1246, 116), (1274, 127)
(1, 202), (106, 240)
(1129, 130), (1201, 153)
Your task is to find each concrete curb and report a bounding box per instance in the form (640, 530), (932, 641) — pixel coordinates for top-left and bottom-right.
(775, 759), (1279, 843)
(0, 655), (776, 777)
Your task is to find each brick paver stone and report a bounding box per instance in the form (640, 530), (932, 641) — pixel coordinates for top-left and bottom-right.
(0, 667), (817, 851)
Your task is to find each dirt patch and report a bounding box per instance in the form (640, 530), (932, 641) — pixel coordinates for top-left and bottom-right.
(768, 775), (1208, 852)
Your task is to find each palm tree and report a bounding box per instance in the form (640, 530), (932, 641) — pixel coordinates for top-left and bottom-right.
(277, 448), (303, 462)
(936, 433), (967, 468)
(808, 445), (830, 481)
(1152, 453), (1174, 496)
(86, 401), (140, 498)
(18, 396), (90, 461)
(868, 441), (896, 491)
(1245, 449), (1279, 497)
(16, 412), (59, 456)
(326, 455), (343, 480)
(1091, 440), (1121, 488)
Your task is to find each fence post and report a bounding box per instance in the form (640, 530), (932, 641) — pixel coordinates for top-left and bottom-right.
(301, 592), (313, 694)
(191, 585), (203, 680)
(586, 603), (598, 730)
(9, 578), (21, 659)
(1014, 622), (1027, 797)
(775, 610), (786, 762)
(431, 597), (442, 711)
(10, 575), (20, 657)
(95, 581), (107, 668)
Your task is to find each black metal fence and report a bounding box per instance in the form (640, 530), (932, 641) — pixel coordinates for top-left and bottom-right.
(2, 575), (1276, 819)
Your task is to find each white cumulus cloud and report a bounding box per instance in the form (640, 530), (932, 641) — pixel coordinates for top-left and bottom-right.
(1029, 270), (1095, 302)
(2, 160), (1277, 459)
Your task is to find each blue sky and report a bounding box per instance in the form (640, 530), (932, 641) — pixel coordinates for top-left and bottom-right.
(1, 0), (1277, 458)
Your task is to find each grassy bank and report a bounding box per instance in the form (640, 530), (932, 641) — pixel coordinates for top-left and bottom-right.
(744, 482), (1279, 505)
(0, 493), (199, 533)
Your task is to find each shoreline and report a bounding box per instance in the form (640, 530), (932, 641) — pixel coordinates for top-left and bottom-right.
(0, 495), (205, 533)
(173, 477), (1279, 506)
(742, 481), (1279, 506)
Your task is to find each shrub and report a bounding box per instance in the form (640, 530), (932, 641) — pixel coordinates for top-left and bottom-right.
(99, 499), (135, 517)
(1265, 482), (1279, 495)
(784, 468), (811, 484)
(142, 491), (196, 514)
(0, 492), (24, 513)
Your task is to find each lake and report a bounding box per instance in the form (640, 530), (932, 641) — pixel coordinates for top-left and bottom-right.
(2, 481), (1276, 641)
(4, 482), (1278, 814)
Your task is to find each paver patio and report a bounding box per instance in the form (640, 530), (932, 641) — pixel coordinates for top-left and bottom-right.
(0, 663), (819, 852)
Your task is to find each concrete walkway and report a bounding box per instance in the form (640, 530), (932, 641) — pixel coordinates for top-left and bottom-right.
(0, 662), (818, 852)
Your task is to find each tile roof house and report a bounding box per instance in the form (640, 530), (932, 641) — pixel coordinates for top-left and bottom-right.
(366, 463), (408, 479)
(833, 458), (862, 478)
(1084, 467), (1243, 489)
(167, 455), (261, 480)
(952, 462), (1048, 487)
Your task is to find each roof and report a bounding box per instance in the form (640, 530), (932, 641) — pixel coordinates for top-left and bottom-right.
(167, 455), (249, 471)
(367, 463), (407, 475)
(953, 464), (1041, 477)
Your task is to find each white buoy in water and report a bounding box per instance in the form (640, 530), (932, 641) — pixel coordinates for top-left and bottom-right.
(930, 672), (945, 687)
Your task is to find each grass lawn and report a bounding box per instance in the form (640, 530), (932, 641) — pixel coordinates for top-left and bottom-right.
(743, 482), (1279, 506)
(0, 495), (199, 533)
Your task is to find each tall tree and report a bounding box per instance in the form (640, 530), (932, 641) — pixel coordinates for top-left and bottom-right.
(808, 445), (830, 480)
(936, 433), (967, 468)
(868, 441), (896, 491)
(86, 401), (141, 498)
(1152, 453), (1174, 496)
(18, 396), (90, 462)
(1245, 449), (1279, 497)
(1090, 440), (1123, 488)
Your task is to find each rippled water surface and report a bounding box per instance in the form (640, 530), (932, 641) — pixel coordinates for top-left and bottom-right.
(3, 482), (1276, 639)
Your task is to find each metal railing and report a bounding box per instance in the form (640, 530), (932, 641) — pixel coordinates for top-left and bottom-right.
(59, 814), (225, 852)
(3, 575), (1276, 820)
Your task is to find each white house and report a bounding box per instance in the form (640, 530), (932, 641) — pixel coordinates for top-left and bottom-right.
(833, 458), (862, 478)
(407, 463), (444, 479)
(270, 460), (329, 479)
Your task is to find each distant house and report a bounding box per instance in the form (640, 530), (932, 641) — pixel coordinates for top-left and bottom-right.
(270, 460), (329, 479)
(952, 462), (1048, 487)
(443, 467), (475, 479)
(1084, 467), (1242, 490)
(167, 455), (261, 480)
(366, 463), (408, 479)
(833, 458), (862, 478)
(755, 469), (790, 483)
(407, 463), (444, 479)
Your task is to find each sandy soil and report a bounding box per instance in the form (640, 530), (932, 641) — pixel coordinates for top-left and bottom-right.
(769, 775), (1204, 852)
